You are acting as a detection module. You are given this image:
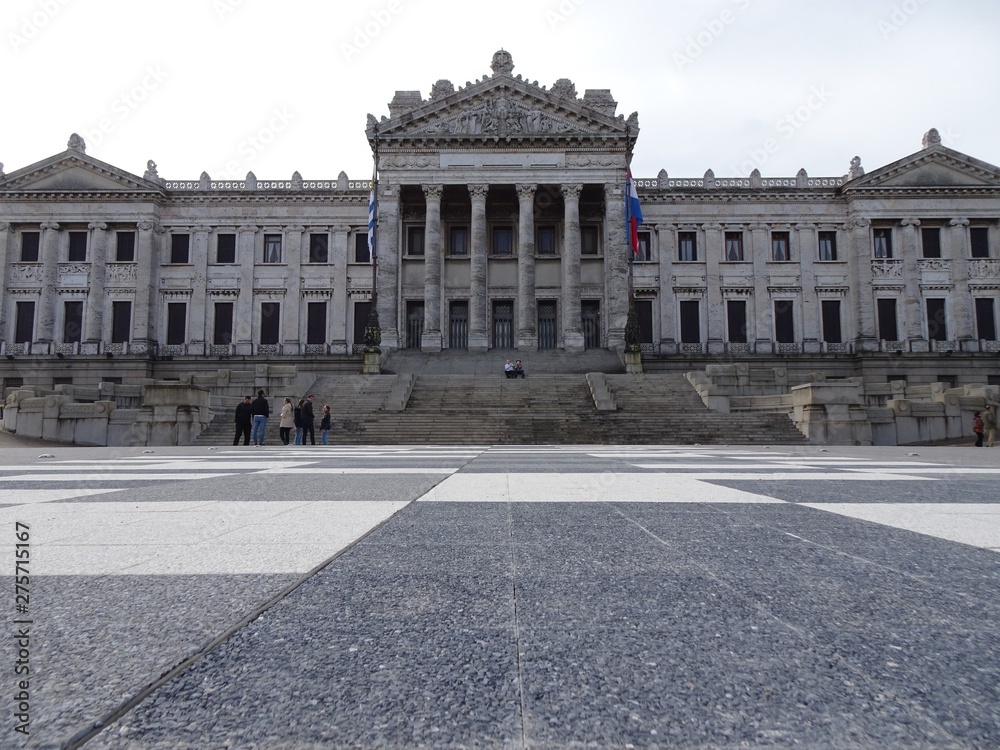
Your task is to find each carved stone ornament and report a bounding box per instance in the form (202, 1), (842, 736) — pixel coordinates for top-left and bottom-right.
(423, 91), (573, 136)
(67, 133), (86, 153)
(848, 156), (865, 179)
(491, 49), (514, 76)
(430, 79), (455, 99)
(550, 78), (577, 99)
(922, 127), (942, 149)
(144, 160), (160, 180)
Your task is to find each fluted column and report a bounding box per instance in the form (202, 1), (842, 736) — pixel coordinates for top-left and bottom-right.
(468, 184), (490, 350)
(36, 221), (60, 345)
(749, 224), (770, 349)
(375, 184), (400, 351)
(561, 184), (584, 351)
(235, 224), (257, 354)
(330, 224), (350, 353)
(702, 223), (722, 351)
(515, 183), (537, 349)
(900, 218), (922, 345)
(948, 217), (973, 340)
(848, 216), (877, 350)
(604, 182), (628, 350)
(0, 223), (12, 343)
(133, 220), (161, 353)
(188, 225), (210, 354)
(85, 221), (109, 349)
(282, 225), (304, 354)
(421, 184), (443, 352)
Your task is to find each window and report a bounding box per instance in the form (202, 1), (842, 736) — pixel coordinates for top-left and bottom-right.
(68, 231), (87, 262)
(492, 226), (514, 256)
(406, 225), (425, 256)
(308, 234), (328, 263)
(213, 302), (234, 345)
(52, 377), (73, 387)
(20, 231), (40, 262)
(263, 234), (282, 263)
(818, 231), (837, 261)
(771, 231), (790, 261)
(975, 298), (997, 340)
(921, 227), (941, 258)
(354, 301), (372, 346)
(678, 231), (697, 262)
(774, 300), (794, 343)
(63, 301), (83, 344)
(873, 228), (892, 258)
(724, 232), (744, 261)
(166, 302), (186, 345)
(635, 230), (651, 262)
(926, 298), (947, 341)
(679, 300), (700, 343)
(821, 300), (842, 344)
(877, 298), (899, 342)
(450, 226), (469, 256)
(307, 302), (327, 345)
(580, 225), (599, 256)
(216, 233), (236, 264)
(260, 302), (280, 345)
(635, 300), (653, 343)
(116, 231), (135, 262)
(970, 227), (990, 258)
(111, 301), (131, 343)
(354, 233), (371, 263)
(536, 225), (557, 256)
(14, 301), (35, 344)
(170, 234), (190, 264)
(726, 300), (747, 343)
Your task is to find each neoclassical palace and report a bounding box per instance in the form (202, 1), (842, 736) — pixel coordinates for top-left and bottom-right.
(2, 50), (1000, 390)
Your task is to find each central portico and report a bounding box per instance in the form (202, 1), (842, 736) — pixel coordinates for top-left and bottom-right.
(366, 50), (638, 354)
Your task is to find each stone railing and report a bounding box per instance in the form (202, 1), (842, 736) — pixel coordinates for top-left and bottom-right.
(162, 180), (369, 191)
(635, 176), (844, 190)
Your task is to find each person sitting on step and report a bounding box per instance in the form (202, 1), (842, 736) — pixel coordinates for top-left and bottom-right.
(513, 359), (526, 378)
(504, 359), (515, 378)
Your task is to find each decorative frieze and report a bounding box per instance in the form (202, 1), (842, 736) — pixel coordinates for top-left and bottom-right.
(106, 263), (137, 283)
(871, 259), (904, 279)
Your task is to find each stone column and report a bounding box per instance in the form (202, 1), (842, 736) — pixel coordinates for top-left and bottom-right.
(604, 182), (629, 350)
(900, 218), (923, 345)
(749, 224), (770, 350)
(235, 224), (257, 355)
(133, 220), (161, 354)
(421, 184), (443, 352)
(84, 221), (109, 352)
(848, 216), (877, 350)
(947, 218), (972, 342)
(36, 221), (60, 346)
(189, 225), (210, 355)
(0, 223), (12, 343)
(796, 223), (819, 350)
(375, 185), (400, 351)
(469, 184), (490, 350)
(702, 224), (722, 352)
(515, 183), (537, 349)
(282, 225), (304, 354)
(561, 184), (584, 351)
(330, 224), (350, 354)
(657, 225), (675, 350)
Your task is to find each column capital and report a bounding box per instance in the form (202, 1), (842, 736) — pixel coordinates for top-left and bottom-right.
(848, 216), (871, 229)
(515, 184), (536, 200)
(40, 221), (60, 231)
(137, 220), (158, 232)
(0, 222), (12, 233)
(949, 217), (970, 227)
(87, 221), (108, 231)
(900, 218), (921, 227)
(422, 184), (443, 200)
(469, 184), (490, 200)
(560, 184), (582, 200)
(192, 224), (212, 234)
(285, 225), (306, 234)
(238, 224), (259, 233)
(332, 224), (351, 234)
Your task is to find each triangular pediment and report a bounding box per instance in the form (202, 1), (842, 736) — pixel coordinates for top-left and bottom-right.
(0, 151), (163, 193)
(844, 145), (1000, 190)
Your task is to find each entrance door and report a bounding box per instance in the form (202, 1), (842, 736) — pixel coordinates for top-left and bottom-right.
(582, 300), (601, 349)
(449, 301), (468, 349)
(492, 300), (513, 349)
(406, 301), (424, 349)
(353, 301), (371, 350)
(635, 300), (653, 344)
(538, 301), (557, 349)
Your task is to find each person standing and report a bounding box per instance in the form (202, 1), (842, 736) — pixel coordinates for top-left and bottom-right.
(293, 399), (304, 445)
(278, 397), (294, 445)
(302, 394), (316, 445)
(320, 404), (331, 445)
(983, 404), (997, 448)
(972, 410), (985, 448)
(233, 395), (253, 446)
(251, 389), (270, 446)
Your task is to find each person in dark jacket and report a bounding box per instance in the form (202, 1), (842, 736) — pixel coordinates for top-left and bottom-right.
(251, 389), (270, 446)
(301, 394), (316, 445)
(293, 399), (304, 445)
(233, 395), (253, 446)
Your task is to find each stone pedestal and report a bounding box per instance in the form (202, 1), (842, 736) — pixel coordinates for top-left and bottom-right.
(362, 351), (382, 375)
(624, 350), (643, 374)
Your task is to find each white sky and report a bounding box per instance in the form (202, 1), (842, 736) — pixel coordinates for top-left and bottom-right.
(2, 0), (998, 182)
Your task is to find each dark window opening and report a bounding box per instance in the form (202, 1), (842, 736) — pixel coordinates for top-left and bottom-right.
(116, 231), (136, 262)
(818, 231), (837, 261)
(580, 225), (599, 256)
(774, 300), (795, 343)
(63, 301), (83, 344)
(636, 231), (651, 262)
(260, 302), (280, 345)
(725, 232), (744, 261)
(170, 234), (190, 264)
(771, 231), (790, 261)
(970, 227), (990, 258)
(975, 298), (997, 340)
(921, 227), (941, 258)
(678, 231), (697, 262)
(821, 300), (842, 344)
(309, 234), (328, 263)
(214, 302), (234, 345)
(166, 302), (186, 345)
(926, 297), (947, 341)
(536, 225), (556, 256)
(14, 301), (35, 344)
(873, 228), (892, 258)
(877, 298), (899, 342)
(264, 234), (282, 263)
(20, 231), (40, 262)
(216, 233), (236, 264)
(492, 226), (514, 256)
(307, 302), (326, 344)
(679, 300), (700, 343)
(68, 231), (87, 262)
(355, 233), (371, 263)
(727, 300), (747, 343)
(407, 226), (425, 256)
(450, 226), (469, 256)
(111, 301), (131, 343)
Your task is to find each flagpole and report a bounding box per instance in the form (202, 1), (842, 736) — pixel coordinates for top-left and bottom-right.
(363, 123), (382, 357)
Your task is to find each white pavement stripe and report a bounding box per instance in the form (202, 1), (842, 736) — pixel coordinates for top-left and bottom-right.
(846, 467), (1000, 474)
(802, 503), (1000, 551)
(0, 473), (236, 482)
(0, 462), (317, 472)
(0, 500), (409, 575)
(259, 468), (459, 474)
(629, 463), (938, 470)
(417, 473), (786, 503)
(0, 489), (126, 504)
(630, 469), (935, 480)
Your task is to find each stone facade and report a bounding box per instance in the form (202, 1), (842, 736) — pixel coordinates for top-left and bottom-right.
(1, 51), (999, 392)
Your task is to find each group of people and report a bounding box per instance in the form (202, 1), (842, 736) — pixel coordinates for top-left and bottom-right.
(233, 391), (332, 446)
(503, 359), (526, 378)
(972, 403), (996, 448)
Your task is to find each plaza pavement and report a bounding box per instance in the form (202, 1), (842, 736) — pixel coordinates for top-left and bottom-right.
(0, 438), (997, 748)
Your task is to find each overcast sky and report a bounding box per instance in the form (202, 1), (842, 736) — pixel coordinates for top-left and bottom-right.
(3, 0), (998, 183)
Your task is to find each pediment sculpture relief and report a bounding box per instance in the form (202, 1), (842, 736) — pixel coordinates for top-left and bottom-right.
(420, 91), (574, 136)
